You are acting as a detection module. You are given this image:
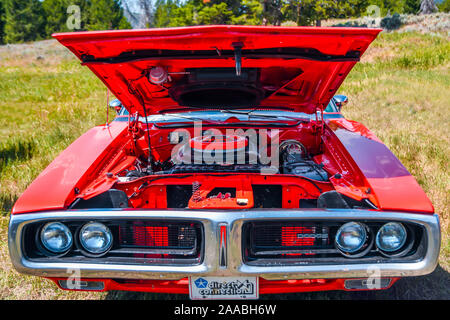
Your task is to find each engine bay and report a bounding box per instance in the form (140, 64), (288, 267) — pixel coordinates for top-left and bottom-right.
(68, 119), (376, 211)
(123, 132), (329, 181)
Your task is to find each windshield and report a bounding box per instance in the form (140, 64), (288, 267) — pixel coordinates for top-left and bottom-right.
(116, 100), (340, 122)
(324, 100), (338, 112)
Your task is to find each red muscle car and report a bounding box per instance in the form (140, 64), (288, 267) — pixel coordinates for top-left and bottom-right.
(8, 26), (440, 299)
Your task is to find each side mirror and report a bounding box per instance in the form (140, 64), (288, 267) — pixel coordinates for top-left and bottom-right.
(109, 99), (123, 115)
(333, 95), (348, 111)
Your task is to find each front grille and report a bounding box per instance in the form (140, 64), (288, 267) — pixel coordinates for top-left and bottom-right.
(245, 222), (335, 258)
(117, 221), (201, 259)
(119, 222), (197, 249)
(242, 221), (426, 266)
(254, 225), (330, 248)
(23, 220), (203, 266)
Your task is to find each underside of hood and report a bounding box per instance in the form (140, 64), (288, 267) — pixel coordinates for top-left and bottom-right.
(53, 25), (381, 116)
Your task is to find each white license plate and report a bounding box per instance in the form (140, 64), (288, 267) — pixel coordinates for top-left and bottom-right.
(189, 276), (259, 300)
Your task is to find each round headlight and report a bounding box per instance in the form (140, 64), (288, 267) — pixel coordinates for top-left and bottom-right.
(335, 222), (367, 253)
(376, 222), (407, 252)
(40, 222), (73, 253)
(79, 222), (112, 254)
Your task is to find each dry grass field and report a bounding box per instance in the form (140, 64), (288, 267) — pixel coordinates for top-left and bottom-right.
(0, 30), (448, 300)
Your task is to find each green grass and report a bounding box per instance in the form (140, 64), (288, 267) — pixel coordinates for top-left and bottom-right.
(0, 32), (449, 300)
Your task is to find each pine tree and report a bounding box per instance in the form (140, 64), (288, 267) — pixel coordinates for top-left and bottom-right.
(86, 0), (131, 30)
(232, 0), (263, 25)
(351, 0), (371, 17)
(167, 0), (199, 26)
(153, 0), (178, 28)
(42, 0), (91, 35)
(367, 0), (405, 15)
(43, 0), (69, 35)
(3, 0), (46, 43)
(209, 0), (241, 17)
(197, 2), (234, 24)
(0, 0), (5, 44)
(438, 0), (450, 12)
(281, 0), (364, 27)
(404, 0), (421, 14)
(261, 0), (283, 26)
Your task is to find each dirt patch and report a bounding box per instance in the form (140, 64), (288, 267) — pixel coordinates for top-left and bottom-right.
(0, 40), (73, 68)
(361, 46), (397, 63)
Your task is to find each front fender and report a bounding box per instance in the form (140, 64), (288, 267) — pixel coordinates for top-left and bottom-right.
(12, 121), (129, 215)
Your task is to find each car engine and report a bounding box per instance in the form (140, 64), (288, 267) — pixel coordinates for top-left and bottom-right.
(150, 133), (329, 181)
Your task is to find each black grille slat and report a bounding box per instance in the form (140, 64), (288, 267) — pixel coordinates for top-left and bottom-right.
(253, 248), (337, 256)
(109, 247), (198, 255)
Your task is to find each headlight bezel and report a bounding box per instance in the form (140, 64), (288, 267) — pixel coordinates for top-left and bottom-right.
(334, 221), (373, 258)
(38, 222), (73, 256)
(77, 222), (113, 257)
(376, 222), (414, 257)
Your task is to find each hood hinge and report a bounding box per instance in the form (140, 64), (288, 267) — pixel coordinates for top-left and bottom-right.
(314, 103), (325, 128)
(315, 103), (325, 151)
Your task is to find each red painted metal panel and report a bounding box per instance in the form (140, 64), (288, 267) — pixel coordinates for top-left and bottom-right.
(52, 26), (381, 116)
(326, 119), (434, 213)
(12, 121), (129, 215)
(48, 277), (399, 294)
(367, 176), (434, 213)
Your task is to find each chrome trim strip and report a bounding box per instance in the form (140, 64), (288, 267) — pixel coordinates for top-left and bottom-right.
(8, 209), (440, 281)
(218, 223), (227, 269)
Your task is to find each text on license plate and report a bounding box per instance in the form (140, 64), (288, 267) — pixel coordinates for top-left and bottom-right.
(189, 276), (259, 300)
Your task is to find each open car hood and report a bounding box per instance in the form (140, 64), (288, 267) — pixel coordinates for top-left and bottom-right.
(53, 25), (381, 116)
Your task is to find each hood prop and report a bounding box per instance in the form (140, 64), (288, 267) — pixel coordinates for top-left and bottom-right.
(232, 42), (243, 76)
(315, 103), (325, 152)
(127, 70), (154, 173)
(105, 89), (110, 129)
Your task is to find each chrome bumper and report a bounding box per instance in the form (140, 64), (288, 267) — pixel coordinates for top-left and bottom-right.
(8, 209), (441, 281)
